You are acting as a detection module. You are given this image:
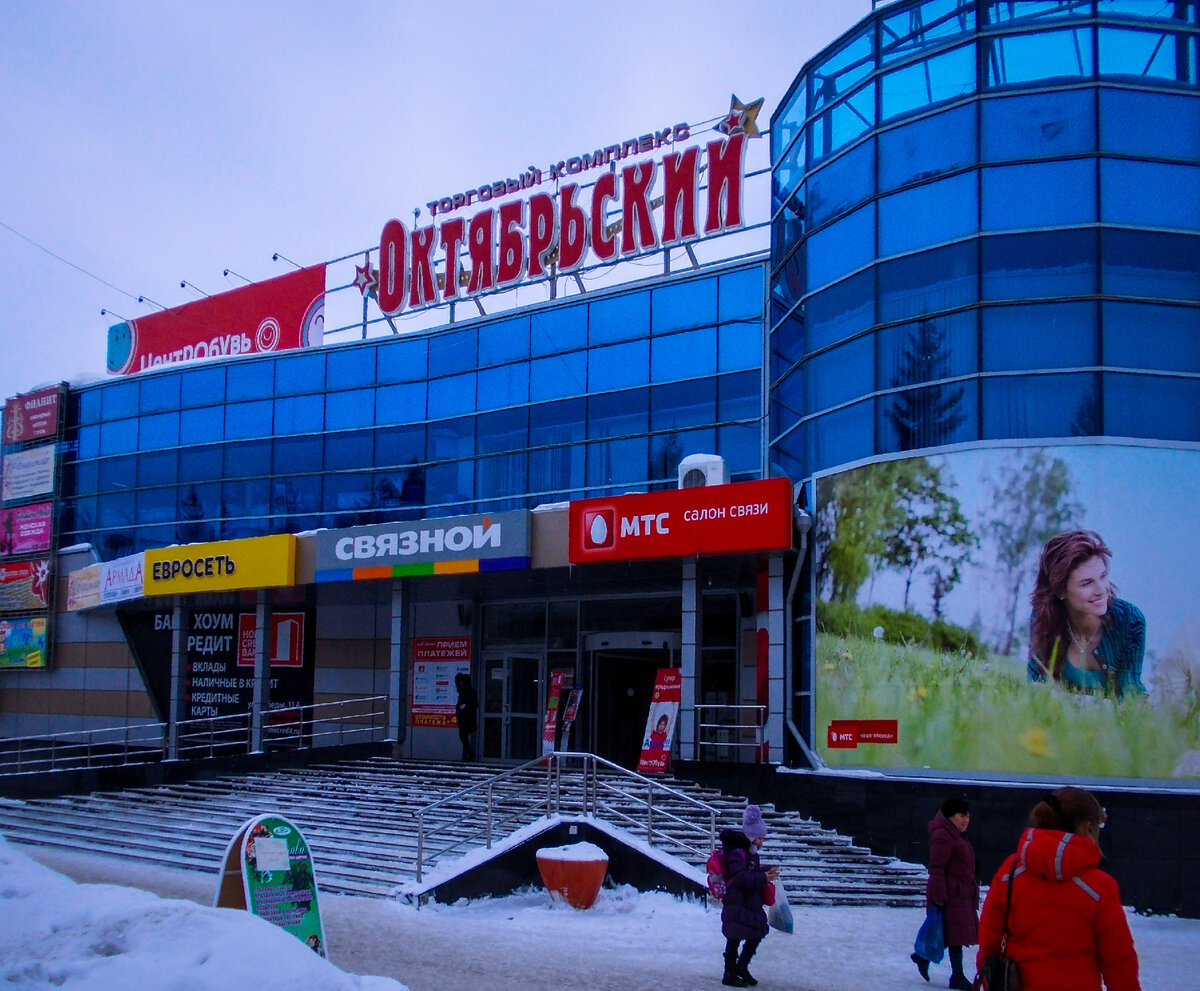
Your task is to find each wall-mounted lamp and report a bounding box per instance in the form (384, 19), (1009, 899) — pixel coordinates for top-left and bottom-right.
(99, 307), (127, 321)
(137, 295), (166, 310)
(223, 268), (252, 284)
(272, 252), (302, 269)
(179, 279), (209, 296)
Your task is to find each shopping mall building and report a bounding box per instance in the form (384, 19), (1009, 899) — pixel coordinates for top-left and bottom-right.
(3, 0), (1198, 910)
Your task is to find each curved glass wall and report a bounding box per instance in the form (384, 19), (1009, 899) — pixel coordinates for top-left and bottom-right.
(769, 0), (1200, 476)
(62, 262), (765, 559)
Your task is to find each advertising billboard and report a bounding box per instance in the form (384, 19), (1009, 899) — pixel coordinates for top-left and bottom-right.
(105, 265), (325, 375)
(143, 534), (296, 596)
(0, 616), (48, 669)
(0, 558), (51, 610)
(0, 502), (53, 558)
(813, 443), (1200, 785)
(2, 445), (56, 503)
(3, 386), (62, 443)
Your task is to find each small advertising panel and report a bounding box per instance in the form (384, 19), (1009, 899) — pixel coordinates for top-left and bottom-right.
(814, 443), (1200, 785)
(3, 386), (61, 444)
(637, 668), (682, 774)
(411, 637), (471, 728)
(107, 265), (325, 375)
(100, 552), (145, 605)
(313, 511), (531, 581)
(216, 814), (326, 958)
(1, 445), (56, 503)
(67, 562), (102, 612)
(143, 534), (296, 596)
(569, 477), (793, 564)
(561, 687), (583, 748)
(0, 502), (53, 558)
(0, 616), (48, 669)
(541, 668), (574, 757)
(0, 559), (51, 610)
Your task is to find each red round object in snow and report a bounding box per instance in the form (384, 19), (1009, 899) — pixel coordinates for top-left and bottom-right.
(535, 846), (608, 909)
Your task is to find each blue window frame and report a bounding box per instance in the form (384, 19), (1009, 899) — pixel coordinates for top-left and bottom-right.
(1103, 302), (1200, 371)
(376, 424), (426, 467)
(651, 277), (717, 335)
(808, 334), (874, 412)
(477, 362), (530, 411)
(718, 266), (763, 323)
(589, 290), (650, 345)
(478, 315), (530, 367)
(273, 394), (324, 435)
(275, 351), (326, 394)
(97, 456), (135, 495)
(651, 379), (717, 431)
(878, 381), (978, 452)
(1105, 373), (1200, 440)
(807, 203), (876, 289)
(531, 351), (587, 402)
(99, 417), (138, 456)
(807, 139), (875, 229)
(272, 435), (323, 476)
(807, 399), (873, 472)
(982, 372), (1100, 438)
(719, 321), (762, 373)
(178, 445), (222, 483)
(981, 88), (1097, 161)
(719, 371), (760, 423)
(651, 328), (717, 382)
(588, 388), (649, 440)
(136, 450), (177, 487)
(1098, 26), (1198, 83)
(477, 408), (529, 454)
(879, 102), (978, 192)
(1101, 230), (1200, 301)
(529, 398), (586, 447)
(880, 240), (978, 321)
(811, 27), (874, 112)
(806, 269), (876, 353)
(1099, 88), (1200, 161)
(377, 335), (429, 383)
(984, 28), (1095, 88)
(588, 340), (649, 391)
(880, 0), (976, 66)
(425, 461), (474, 511)
(878, 310), (979, 388)
(326, 347), (377, 390)
(586, 436), (649, 489)
(179, 365), (225, 408)
(225, 399), (274, 440)
(879, 170), (979, 256)
(1100, 160), (1200, 229)
(809, 82), (876, 164)
(100, 381), (138, 420)
(428, 372), (477, 419)
(982, 230), (1097, 301)
(138, 411), (180, 449)
(324, 430), (374, 471)
(226, 359), (275, 401)
(983, 159), (1097, 230)
(428, 327), (478, 376)
(139, 373), (181, 413)
(882, 43), (977, 122)
(376, 382), (426, 425)
(982, 302), (1099, 371)
(531, 303), (587, 356)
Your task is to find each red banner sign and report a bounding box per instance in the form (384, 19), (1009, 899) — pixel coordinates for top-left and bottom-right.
(0, 558), (51, 610)
(568, 477), (793, 565)
(3, 387), (61, 443)
(826, 719), (899, 749)
(541, 668), (574, 757)
(235, 612), (306, 668)
(0, 502), (53, 558)
(106, 265), (325, 375)
(410, 638), (471, 728)
(637, 668), (682, 774)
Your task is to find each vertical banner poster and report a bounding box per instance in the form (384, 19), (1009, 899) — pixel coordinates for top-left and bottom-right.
(541, 668), (574, 757)
(4, 386), (61, 444)
(215, 814), (326, 957)
(410, 637), (470, 727)
(560, 687), (583, 749)
(0, 616), (48, 669)
(637, 668), (682, 774)
(0, 502), (53, 558)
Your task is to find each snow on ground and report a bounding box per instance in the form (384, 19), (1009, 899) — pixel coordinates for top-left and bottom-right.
(5, 837), (1199, 991)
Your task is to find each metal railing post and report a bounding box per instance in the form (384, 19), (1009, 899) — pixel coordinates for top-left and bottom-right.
(416, 812), (425, 882)
(487, 781), (494, 848)
(647, 781), (654, 843)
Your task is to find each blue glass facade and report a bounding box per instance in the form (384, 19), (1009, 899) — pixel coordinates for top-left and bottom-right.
(61, 263), (765, 560)
(769, 0), (1200, 478)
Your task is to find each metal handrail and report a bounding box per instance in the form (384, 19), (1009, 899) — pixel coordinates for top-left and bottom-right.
(695, 703), (766, 756)
(413, 751), (720, 883)
(0, 695), (388, 777)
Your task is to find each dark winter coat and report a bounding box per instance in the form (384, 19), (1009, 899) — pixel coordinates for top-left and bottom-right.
(925, 811), (979, 946)
(454, 674), (478, 726)
(719, 827), (769, 941)
(977, 828), (1140, 991)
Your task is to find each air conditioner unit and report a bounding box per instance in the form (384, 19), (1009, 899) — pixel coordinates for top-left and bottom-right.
(678, 453), (729, 489)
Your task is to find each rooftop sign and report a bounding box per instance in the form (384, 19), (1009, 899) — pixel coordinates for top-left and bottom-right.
(362, 97), (763, 317)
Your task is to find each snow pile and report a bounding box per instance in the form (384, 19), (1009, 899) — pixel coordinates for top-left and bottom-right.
(534, 840), (607, 862)
(0, 837), (407, 991)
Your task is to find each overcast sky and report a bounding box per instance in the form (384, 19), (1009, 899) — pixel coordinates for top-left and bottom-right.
(0, 2), (873, 403)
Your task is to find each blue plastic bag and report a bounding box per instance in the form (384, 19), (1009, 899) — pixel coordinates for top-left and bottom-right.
(914, 905), (946, 963)
(767, 883), (794, 934)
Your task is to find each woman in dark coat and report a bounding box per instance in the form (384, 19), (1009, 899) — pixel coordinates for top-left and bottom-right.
(719, 804), (779, 987)
(454, 673), (479, 761)
(911, 797), (978, 990)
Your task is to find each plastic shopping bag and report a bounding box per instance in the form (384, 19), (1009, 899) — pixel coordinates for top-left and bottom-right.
(766, 882), (794, 934)
(913, 904), (946, 963)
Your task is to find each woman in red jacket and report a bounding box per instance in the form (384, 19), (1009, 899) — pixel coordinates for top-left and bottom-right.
(977, 787), (1140, 991)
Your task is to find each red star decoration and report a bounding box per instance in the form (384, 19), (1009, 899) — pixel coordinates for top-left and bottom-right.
(716, 94), (764, 138)
(353, 262), (378, 296)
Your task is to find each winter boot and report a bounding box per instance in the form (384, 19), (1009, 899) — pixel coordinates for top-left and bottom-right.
(911, 952), (931, 982)
(947, 974), (973, 991)
(736, 946), (758, 986)
(721, 949), (747, 987)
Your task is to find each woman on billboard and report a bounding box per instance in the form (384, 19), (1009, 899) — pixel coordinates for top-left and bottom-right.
(1027, 530), (1147, 699)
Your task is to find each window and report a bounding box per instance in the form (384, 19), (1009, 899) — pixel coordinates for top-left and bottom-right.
(376, 424), (426, 467)
(139, 373), (181, 413)
(982, 302), (1098, 370)
(99, 418), (138, 456)
(531, 352), (587, 401)
(983, 159), (1097, 230)
(1098, 26), (1198, 83)
(878, 381), (977, 452)
(810, 28), (874, 112)
(809, 82), (876, 163)
(586, 436), (649, 489)
(272, 435), (323, 476)
(806, 269), (876, 353)
(651, 379), (717, 431)
(984, 28), (1095, 87)
(479, 316), (530, 367)
(1105, 373), (1200, 440)
(719, 371), (760, 423)
(879, 170), (979, 256)
(324, 430), (374, 471)
(651, 277), (717, 334)
(719, 266), (764, 323)
(806, 139), (875, 228)
(878, 311), (979, 386)
(981, 88), (1096, 161)
(225, 399), (274, 440)
(1100, 160), (1200, 229)
(588, 340), (650, 391)
(880, 241), (978, 321)
(718, 321), (762, 373)
(807, 203), (875, 289)
(651, 327), (718, 381)
(223, 440), (271, 479)
(428, 327), (477, 376)
(273, 394), (324, 435)
(982, 372), (1100, 438)
(882, 44), (977, 121)
(137, 450), (177, 487)
(1101, 230), (1200, 300)
(477, 363), (530, 411)
(531, 303), (587, 356)
(428, 372), (477, 419)
(227, 359), (275, 400)
(881, 0), (976, 66)
(982, 230), (1096, 301)
(477, 408), (529, 454)
(806, 399), (874, 472)
(377, 335), (428, 383)
(1103, 302), (1200, 371)
(138, 411), (180, 449)
(807, 334), (874, 412)
(326, 347), (377, 390)
(587, 388), (649, 439)
(879, 102), (978, 191)
(589, 290), (650, 344)
(275, 352), (326, 394)
(1099, 89), (1200, 161)
(178, 445), (222, 483)
(376, 382), (426, 425)
(179, 366), (225, 408)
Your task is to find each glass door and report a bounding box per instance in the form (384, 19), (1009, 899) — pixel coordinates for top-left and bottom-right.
(482, 652), (543, 760)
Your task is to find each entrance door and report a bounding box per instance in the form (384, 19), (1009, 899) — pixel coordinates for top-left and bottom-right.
(482, 653), (542, 761)
(585, 633), (679, 769)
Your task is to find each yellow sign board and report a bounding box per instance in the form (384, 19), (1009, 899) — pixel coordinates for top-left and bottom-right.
(144, 534), (296, 596)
